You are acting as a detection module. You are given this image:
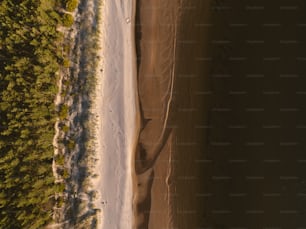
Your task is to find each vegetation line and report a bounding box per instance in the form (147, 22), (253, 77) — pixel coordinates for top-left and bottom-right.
(50, 0), (102, 228)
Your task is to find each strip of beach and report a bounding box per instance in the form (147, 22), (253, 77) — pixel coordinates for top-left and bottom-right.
(93, 1), (139, 229)
(92, 0), (306, 228)
(93, 1), (180, 228)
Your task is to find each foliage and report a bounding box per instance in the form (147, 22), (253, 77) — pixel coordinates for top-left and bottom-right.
(0, 0), (77, 227)
(59, 104), (69, 120)
(63, 58), (70, 68)
(62, 13), (74, 27)
(55, 154), (65, 166)
(65, 0), (78, 12)
(68, 139), (76, 150)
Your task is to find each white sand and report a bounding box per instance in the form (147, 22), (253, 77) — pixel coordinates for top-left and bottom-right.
(93, 1), (139, 229)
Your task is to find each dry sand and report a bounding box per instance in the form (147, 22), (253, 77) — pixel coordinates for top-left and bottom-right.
(92, 1), (140, 229)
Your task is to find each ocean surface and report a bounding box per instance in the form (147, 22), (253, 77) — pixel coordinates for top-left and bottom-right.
(135, 0), (306, 228)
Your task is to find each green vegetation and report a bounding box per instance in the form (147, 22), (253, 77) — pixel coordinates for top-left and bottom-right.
(65, 0), (78, 12)
(62, 13), (74, 27)
(62, 124), (69, 133)
(63, 58), (70, 68)
(55, 154), (65, 166)
(67, 139), (76, 151)
(0, 0), (77, 228)
(59, 104), (69, 120)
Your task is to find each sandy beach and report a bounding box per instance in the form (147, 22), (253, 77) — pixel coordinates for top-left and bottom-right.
(93, 0), (306, 228)
(93, 1), (139, 229)
(93, 1), (205, 228)
(93, 0), (180, 228)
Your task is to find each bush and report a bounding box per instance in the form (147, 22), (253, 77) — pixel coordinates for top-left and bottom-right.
(59, 104), (69, 120)
(57, 197), (64, 208)
(65, 0), (78, 12)
(62, 169), (70, 179)
(63, 58), (70, 68)
(55, 154), (65, 166)
(62, 13), (74, 27)
(68, 139), (75, 151)
(55, 183), (65, 193)
(62, 124), (69, 133)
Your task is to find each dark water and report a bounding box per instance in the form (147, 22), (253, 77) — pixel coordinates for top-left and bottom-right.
(171, 1), (212, 228)
(137, 0), (306, 229)
(172, 0), (306, 228)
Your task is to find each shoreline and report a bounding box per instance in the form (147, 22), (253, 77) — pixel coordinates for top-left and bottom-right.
(133, 1), (180, 228)
(93, 1), (139, 228)
(61, 0), (306, 228)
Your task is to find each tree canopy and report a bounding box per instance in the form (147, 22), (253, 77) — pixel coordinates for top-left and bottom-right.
(0, 0), (77, 227)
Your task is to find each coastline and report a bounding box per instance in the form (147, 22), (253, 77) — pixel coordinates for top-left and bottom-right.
(57, 0), (306, 228)
(93, 1), (139, 229)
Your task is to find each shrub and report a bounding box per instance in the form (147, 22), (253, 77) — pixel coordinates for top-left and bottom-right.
(65, 0), (78, 12)
(59, 104), (69, 120)
(62, 13), (74, 27)
(55, 183), (65, 193)
(68, 139), (75, 151)
(62, 169), (70, 179)
(57, 197), (64, 208)
(55, 154), (65, 166)
(62, 124), (69, 133)
(63, 58), (70, 68)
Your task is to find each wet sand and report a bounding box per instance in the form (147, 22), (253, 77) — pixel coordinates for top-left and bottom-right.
(134, 0), (212, 228)
(134, 0), (179, 228)
(134, 0), (306, 228)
